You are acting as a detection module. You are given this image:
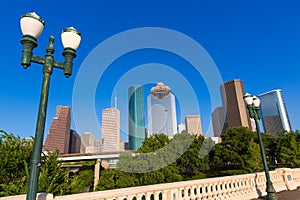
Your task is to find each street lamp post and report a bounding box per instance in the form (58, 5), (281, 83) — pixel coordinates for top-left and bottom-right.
(20, 12), (81, 200)
(243, 93), (277, 200)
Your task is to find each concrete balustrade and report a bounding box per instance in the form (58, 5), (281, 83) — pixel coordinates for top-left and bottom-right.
(2, 168), (300, 200)
(291, 168), (300, 187)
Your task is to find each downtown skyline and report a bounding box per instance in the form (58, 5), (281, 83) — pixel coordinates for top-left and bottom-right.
(1, 1), (300, 141)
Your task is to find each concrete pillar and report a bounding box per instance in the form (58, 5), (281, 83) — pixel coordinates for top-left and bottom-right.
(154, 191), (160, 200)
(145, 192), (152, 200)
(183, 187), (189, 200)
(136, 193), (144, 200)
(161, 190), (169, 199)
(94, 159), (101, 190)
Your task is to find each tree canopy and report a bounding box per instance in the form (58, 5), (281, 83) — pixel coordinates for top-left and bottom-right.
(1, 128), (300, 195)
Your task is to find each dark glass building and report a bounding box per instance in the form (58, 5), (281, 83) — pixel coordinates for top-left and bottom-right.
(258, 89), (292, 134)
(128, 86), (145, 150)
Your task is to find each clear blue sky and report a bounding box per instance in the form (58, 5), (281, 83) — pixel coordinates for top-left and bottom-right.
(0, 0), (299, 142)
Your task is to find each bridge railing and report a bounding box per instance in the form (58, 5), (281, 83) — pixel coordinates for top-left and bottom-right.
(2, 168), (300, 200)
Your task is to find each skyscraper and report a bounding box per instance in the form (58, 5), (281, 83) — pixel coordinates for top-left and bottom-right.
(69, 129), (81, 154)
(221, 79), (252, 130)
(178, 123), (186, 133)
(102, 108), (121, 152)
(147, 82), (177, 138)
(80, 132), (95, 153)
(185, 115), (202, 135)
(44, 106), (71, 154)
(128, 86), (145, 150)
(258, 89), (292, 134)
(212, 106), (225, 137)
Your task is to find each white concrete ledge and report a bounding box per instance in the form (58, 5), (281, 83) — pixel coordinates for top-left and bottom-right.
(0, 193), (53, 200)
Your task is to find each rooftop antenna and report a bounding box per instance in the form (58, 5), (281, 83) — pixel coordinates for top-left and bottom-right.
(114, 90), (117, 109)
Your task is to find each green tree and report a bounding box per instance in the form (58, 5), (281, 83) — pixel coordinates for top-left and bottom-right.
(211, 127), (267, 173)
(221, 127), (257, 155)
(0, 130), (33, 197)
(96, 169), (117, 190)
(209, 144), (244, 168)
(244, 140), (263, 172)
(66, 169), (94, 194)
(176, 134), (210, 176)
(38, 150), (69, 195)
(138, 134), (170, 153)
(261, 133), (276, 168)
(95, 170), (139, 191)
(275, 131), (300, 167)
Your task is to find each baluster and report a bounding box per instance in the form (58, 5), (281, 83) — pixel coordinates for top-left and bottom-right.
(183, 187), (189, 200)
(145, 192), (152, 200)
(189, 186), (196, 200)
(202, 185), (208, 200)
(154, 191), (160, 200)
(136, 193), (144, 200)
(206, 184), (213, 199)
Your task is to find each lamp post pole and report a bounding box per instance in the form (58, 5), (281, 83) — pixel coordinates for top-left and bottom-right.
(244, 94), (277, 200)
(20, 13), (81, 200)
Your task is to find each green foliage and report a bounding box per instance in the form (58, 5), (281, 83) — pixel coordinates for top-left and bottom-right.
(68, 161), (95, 193)
(0, 130), (95, 196)
(95, 170), (139, 191)
(244, 140), (263, 172)
(38, 150), (69, 195)
(0, 130), (32, 197)
(275, 132), (300, 167)
(118, 133), (193, 173)
(95, 169), (117, 191)
(176, 134), (209, 175)
(209, 144), (244, 168)
(65, 169), (94, 194)
(138, 134), (170, 153)
(215, 127), (264, 172)
(2, 129), (300, 196)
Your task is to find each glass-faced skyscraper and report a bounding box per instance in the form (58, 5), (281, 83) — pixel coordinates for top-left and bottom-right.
(147, 82), (177, 138)
(258, 89), (292, 134)
(128, 86), (145, 150)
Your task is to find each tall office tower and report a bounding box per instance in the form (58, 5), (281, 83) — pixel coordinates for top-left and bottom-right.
(147, 82), (177, 138)
(44, 106), (71, 154)
(212, 106), (225, 137)
(80, 132), (95, 153)
(69, 130), (81, 154)
(221, 79), (252, 130)
(258, 89), (292, 134)
(185, 115), (202, 135)
(178, 123), (186, 133)
(102, 108), (121, 152)
(128, 86), (145, 150)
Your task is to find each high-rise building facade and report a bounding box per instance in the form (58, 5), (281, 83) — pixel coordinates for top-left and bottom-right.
(212, 106), (225, 137)
(128, 86), (145, 150)
(44, 106), (71, 154)
(80, 132), (103, 154)
(69, 129), (81, 154)
(185, 115), (202, 135)
(147, 82), (177, 138)
(221, 79), (252, 130)
(258, 89), (292, 134)
(80, 132), (95, 153)
(102, 108), (121, 152)
(178, 123), (186, 133)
